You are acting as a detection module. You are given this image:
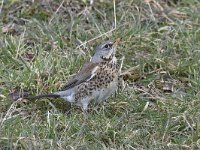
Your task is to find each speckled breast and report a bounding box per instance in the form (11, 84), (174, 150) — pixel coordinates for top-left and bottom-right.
(75, 60), (119, 103)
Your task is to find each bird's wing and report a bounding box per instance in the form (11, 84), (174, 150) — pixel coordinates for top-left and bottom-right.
(61, 62), (100, 90)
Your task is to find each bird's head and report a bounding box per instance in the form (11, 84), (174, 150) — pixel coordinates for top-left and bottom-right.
(91, 38), (120, 63)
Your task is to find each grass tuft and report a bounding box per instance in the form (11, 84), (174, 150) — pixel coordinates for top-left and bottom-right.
(1, 0), (200, 149)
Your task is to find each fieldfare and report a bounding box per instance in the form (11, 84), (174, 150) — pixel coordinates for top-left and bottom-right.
(27, 38), (121, 111)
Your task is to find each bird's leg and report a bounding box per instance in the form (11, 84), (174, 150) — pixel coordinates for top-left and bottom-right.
(82, 109), (89, 121)
(81, 99), (90, 120)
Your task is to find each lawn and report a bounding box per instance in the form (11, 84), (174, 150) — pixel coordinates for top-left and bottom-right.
(0, 0), (200, 149)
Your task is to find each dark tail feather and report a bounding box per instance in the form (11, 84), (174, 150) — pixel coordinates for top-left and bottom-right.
(25, 94), (60, 100)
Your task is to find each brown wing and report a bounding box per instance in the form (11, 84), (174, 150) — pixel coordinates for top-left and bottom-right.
(61, 62), (99, 90)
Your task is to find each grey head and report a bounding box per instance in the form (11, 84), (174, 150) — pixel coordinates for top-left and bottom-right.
(91, 38), (120, 63)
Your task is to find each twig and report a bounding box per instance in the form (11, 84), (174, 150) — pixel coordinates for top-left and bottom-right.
(76, 0), (118, 50)
(49, 0), (65, 24)
(0, 0), (4, 14)
(119, 56), (125, 73)
(113, 0), (117, 28)
(76, 28), (117, 49)
(0, 100), (19, 126)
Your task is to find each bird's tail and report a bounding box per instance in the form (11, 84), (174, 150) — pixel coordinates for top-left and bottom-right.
(25, 94), (60, 100)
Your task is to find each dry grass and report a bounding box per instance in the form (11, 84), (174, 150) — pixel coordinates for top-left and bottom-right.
(0, 0), (200, 149)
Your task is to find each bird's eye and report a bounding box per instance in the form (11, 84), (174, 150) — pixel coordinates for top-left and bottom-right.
(104, 44), (112, 49)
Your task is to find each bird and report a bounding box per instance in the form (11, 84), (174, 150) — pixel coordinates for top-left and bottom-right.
(26, 38), (121, 111)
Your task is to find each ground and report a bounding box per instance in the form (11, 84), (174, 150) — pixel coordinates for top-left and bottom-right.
(0, 0), (200, 149)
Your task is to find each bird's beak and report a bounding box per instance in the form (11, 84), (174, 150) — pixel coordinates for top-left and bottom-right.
(112, 38), (121, 48)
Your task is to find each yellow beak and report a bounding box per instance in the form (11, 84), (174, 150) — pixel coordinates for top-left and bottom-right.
(112, 38), (121, 47)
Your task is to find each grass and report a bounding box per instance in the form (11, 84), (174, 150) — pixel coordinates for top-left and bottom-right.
(0, 0), (200, 149)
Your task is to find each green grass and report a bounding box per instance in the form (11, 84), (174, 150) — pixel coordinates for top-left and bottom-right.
(1, 0), (200, 149)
